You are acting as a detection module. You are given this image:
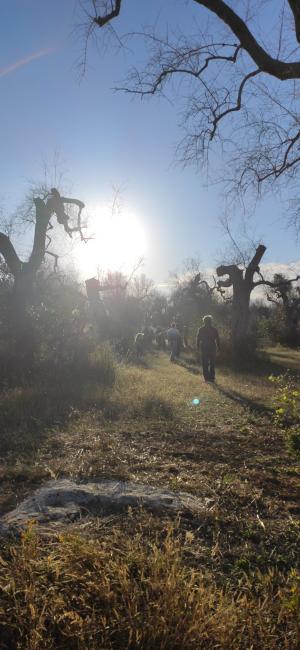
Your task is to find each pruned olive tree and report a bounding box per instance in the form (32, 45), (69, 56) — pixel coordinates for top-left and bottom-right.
(217, 244), (300, 352)
(216, 244), (267, 352)
(0, 188), (86, 307)
(84, 1), (300, 219)
(0, 188), (86, 360)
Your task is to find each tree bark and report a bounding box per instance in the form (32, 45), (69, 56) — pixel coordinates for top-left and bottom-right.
(217, 245), (266, 355)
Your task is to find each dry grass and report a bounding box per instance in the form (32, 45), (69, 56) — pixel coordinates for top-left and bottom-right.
(0, 520), (299, 649)
(0, 346), (300, 648)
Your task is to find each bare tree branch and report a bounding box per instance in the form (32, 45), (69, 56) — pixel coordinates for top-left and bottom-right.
(244, 244), (266, 286)
(0, 188), (86, 297)
(90, 0), (300, 79)
(93, 0), (122, 27)
(0, 233), (22, 277)
(253, 273), (300, 288)
(45, 250), (59, 272)
(288, 0), (300, 44)
(193, 1), (300, 79)
(83, 0), (300, 218)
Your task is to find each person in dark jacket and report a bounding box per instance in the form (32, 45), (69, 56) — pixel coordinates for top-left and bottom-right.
(196, 315), (220, 382)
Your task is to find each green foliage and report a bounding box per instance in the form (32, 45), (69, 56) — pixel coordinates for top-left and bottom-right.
(269, 373), (300, 456)
(288, 429), (300, 456)
(269, 373), (300, 427)
(257, 308), (286, 345)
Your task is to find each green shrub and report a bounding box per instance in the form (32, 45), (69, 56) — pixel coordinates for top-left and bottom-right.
(288, 429), (300, 457)
(269, 373), (300, 428)
(269, 373), (300, 457)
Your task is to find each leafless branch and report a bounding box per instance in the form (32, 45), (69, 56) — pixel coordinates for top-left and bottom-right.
(89, 0), (300, 79)
(45, 250), (59, 272)
(82, 0), (300, 220)
(93, 0), (122, 27)
(253, 273), (300, 288)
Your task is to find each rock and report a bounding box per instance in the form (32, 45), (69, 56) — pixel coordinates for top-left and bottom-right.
(0, 479), (212, 534)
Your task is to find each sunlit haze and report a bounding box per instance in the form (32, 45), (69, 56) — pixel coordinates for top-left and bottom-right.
(75, 203), (148, 278)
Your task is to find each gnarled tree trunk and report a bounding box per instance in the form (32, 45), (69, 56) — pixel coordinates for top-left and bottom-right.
(217, 244), (267, 356)
(0, 189), (85, 363)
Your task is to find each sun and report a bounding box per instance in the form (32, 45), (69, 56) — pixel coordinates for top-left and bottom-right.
(75, 203), (148, 279)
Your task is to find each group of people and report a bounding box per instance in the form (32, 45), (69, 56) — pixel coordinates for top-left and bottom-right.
(135, 315), (220, 383)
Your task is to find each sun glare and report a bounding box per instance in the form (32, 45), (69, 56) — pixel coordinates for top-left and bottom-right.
(75, 203), (148, 278)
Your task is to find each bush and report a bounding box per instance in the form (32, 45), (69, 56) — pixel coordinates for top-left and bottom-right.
(288, 429), (300, 456)
(269, 373), (300, 428)
(269, 373), (300, 457)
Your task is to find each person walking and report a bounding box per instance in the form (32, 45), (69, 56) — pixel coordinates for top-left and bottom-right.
(134, 332), (145, 358)
(196, 315), (220, 382)
(167, 322), (181, 362)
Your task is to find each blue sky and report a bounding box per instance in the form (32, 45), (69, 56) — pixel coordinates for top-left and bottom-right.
(1, 0), (299, 285)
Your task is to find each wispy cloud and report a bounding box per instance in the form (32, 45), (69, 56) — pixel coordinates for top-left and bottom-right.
(0, 47), (54, 79)
(259, 261), (300, 277)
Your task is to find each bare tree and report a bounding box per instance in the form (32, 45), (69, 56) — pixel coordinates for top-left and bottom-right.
(83, 1), (300, 215)
(217, 244), (300, 351)
(0, 188), (86, 308)
(217, 244), (267, 350)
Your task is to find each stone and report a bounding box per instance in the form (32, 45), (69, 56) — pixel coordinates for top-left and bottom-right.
(0, 479), (212, 535)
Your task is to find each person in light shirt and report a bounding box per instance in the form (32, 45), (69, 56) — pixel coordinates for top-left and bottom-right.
(166, 322), (181, 362)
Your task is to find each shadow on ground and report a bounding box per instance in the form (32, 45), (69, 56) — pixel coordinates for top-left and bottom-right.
(212, 383), (272, 415)
(174, 359), (201, 375)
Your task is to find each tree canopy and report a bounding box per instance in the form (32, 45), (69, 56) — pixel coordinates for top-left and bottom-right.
(85, 1), (300, 214)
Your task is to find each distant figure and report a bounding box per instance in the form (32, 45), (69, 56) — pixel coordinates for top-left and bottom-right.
(196, 315), (220, 382)
(134, 332), (145, 358)
(167, 322), (181, 362)
(143, 326), (153, 351)
(155, 327), (166, 350)
(183, 324), (189, 348)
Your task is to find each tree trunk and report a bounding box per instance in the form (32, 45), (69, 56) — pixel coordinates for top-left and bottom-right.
(217, 245), (267, 361)
(0, 189), (85, 369)
(14, 268), (36, 310)
(231, 286), (252, 352)
(10, 269), (37, 366)
(285, 305), (300, 347)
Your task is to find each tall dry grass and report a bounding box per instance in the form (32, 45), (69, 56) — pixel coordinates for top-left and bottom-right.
(0, 522), (299, 649)
(0, 344), (117, 458)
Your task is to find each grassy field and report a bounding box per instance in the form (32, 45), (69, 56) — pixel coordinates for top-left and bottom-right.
(0, 347), (300, 648)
